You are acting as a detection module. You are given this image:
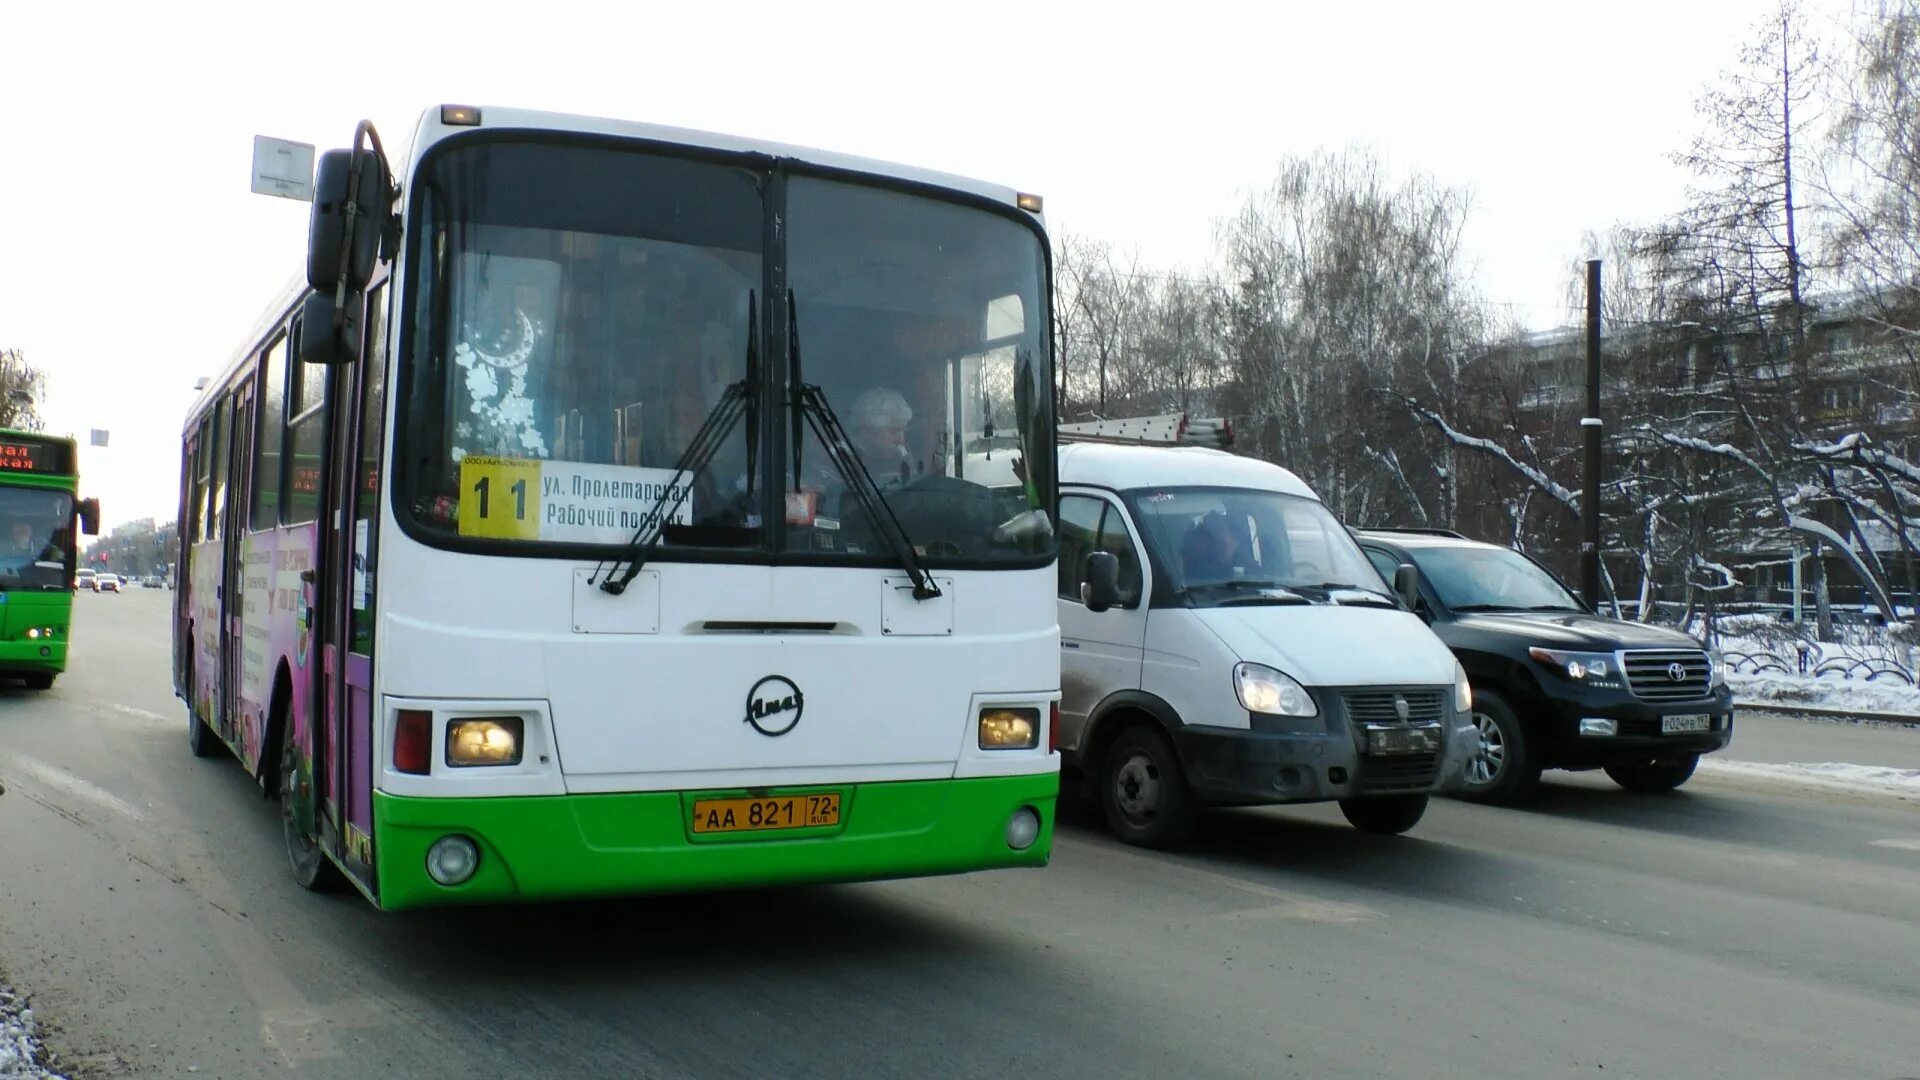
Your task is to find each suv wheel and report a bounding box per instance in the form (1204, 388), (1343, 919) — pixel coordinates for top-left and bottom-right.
(1457, 688), (1540, 805)
(1100, 725), (1197, 849)
(1604, 753), (1700, 793)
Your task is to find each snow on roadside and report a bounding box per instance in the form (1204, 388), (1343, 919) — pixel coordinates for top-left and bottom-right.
(0, 982), (62, 1080)
(1729, 670), (1920, 716)
(1699, 757), (1920, 799)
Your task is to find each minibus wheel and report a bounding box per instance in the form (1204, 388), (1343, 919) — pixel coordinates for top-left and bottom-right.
(1100, 725), (1197, 849)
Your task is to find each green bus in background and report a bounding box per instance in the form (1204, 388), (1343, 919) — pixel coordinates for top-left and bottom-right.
(0, 429), (100, 689)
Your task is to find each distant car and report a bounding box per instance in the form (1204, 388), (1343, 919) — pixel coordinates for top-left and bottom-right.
(96, 573), (122, 593)
(142, 575), (165, 588)
(1354, 528), (1733, 803)
(74, 568), (97, 592)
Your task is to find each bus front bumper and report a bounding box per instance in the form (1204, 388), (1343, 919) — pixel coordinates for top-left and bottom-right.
(370, 772), (1058, 911)
(0, 638), (66, 673)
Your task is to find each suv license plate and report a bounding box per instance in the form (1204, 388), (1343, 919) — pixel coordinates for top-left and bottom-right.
(1661, 714), (1712, 734)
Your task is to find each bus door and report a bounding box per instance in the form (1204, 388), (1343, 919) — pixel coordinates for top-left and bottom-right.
(220, 377), (257, 740)
(314, 282), (386, 884)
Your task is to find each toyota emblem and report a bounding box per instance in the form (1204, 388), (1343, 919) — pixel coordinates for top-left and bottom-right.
(1667, 662), (1687, 682)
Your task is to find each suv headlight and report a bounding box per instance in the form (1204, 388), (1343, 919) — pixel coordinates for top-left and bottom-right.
(1234, 663), (1317, 717)
(1709, 649), (1727, 689)
(1528, 647), (1625, 689)
(1454, 662), (1473, 713)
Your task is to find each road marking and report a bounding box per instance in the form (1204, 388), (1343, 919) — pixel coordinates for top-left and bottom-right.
(1, 752), (146, 821)
(104, 703), (169, 722)
(1870, 838), (1920, 852)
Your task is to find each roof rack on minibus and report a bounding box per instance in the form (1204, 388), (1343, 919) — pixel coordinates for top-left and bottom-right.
(1352, 526), (1469, 539)
(1058, 413), (1234, 448)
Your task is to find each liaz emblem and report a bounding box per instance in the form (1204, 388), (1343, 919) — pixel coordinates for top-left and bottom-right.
(745, 675), (804, 736)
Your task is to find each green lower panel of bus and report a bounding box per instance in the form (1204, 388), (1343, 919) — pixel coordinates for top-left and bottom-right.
(0, 637), (67, 674)
(371, 772), (1058, 911)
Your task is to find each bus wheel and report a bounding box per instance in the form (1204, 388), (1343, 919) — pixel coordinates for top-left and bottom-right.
(279, 735), (341, 891)
(186, 661), (219, 758)
(22, 673), (54, 691)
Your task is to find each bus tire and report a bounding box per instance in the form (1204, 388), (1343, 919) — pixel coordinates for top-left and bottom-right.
(186, 656), (219, 758)
(22, 673), (54, 691)
(279, 729), (342, 892)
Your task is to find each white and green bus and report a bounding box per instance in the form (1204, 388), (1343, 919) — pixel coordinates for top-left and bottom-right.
(177, 106), (1060, 910)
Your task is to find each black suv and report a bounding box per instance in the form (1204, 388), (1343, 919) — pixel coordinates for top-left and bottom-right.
(1354, 529), (1733, 803)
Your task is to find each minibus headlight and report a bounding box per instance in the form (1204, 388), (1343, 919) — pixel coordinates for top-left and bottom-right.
(445, 717), (524, 767)
(1234, 663), (1317, 717)
(1454, 662), (1473, 713)
(979, 708), (1040, 750)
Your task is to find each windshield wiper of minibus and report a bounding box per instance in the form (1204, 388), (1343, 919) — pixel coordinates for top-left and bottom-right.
(1296, 581), (1400, 608)
(1185, 580), (1310, 605)
(597, 293), (760, 596)
(788, 291), (940, 601)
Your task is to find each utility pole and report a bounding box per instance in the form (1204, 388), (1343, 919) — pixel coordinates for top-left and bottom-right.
(1581, 259), (1604, 608)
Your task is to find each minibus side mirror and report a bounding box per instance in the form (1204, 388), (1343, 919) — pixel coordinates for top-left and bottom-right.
(1082, 552), (1121, 613)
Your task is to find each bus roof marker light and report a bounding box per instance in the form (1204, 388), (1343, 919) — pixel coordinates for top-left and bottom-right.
(440, 105), (482, 127)
(1016, 193), (1043, 213)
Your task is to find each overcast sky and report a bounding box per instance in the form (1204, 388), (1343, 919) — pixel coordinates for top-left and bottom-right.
(0, 0), (1861, 529)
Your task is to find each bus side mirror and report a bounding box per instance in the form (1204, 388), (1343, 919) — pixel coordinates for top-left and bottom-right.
(1081, 551), (1121, 613)
(299, 289), (365, 366)
(78, 498), (100, 536)
(307, 148), (387, 294)
(1393, 562), (1421, 612)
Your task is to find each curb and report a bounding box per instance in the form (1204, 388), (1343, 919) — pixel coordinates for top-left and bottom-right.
(1736, 700), (1920, 729)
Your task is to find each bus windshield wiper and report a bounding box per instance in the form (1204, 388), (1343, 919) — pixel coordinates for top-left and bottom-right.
(598, 292), (760, 596)
(789, 291), (940, 601)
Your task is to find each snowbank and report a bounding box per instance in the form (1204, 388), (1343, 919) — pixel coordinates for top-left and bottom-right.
(0, 983), (60, 1080)
(1729, 670), (1920, 716)
(1699, 758), (1920, 798)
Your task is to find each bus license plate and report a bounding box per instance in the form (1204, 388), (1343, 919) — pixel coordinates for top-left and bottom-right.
(1661, 714), (1712, 734)
(691, 793), (842, 835)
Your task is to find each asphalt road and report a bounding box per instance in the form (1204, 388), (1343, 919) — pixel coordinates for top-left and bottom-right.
(3, 589), (1919, 1079)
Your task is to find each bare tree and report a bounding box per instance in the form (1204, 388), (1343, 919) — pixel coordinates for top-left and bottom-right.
(0, 349), (46, 430)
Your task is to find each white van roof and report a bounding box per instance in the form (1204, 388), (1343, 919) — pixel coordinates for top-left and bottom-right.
(1058, 443), (1319, 500)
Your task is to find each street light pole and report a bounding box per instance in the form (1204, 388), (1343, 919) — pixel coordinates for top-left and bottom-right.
(1581, 260), (1604, 609)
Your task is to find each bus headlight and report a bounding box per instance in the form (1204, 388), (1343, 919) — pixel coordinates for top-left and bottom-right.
(445, 717), (524, 767)
(979, 708), (1040, 750)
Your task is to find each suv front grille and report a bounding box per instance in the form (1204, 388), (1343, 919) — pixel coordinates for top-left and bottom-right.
(1343, 689), (1445, 724)
(1622, 650), (1712, 702)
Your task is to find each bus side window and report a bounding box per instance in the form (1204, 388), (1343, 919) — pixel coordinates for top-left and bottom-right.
(251, 334), (288, 531)
(206, 400), (227, 540)
(284, 325), (327, 525)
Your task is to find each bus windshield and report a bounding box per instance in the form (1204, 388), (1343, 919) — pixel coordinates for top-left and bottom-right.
(0, 487), (74, 591)
(398, 139), (1054, 566)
